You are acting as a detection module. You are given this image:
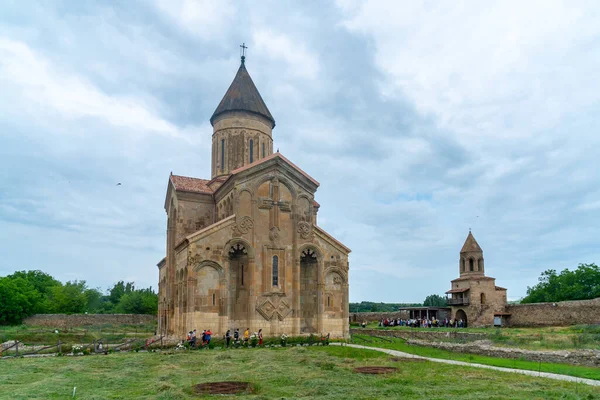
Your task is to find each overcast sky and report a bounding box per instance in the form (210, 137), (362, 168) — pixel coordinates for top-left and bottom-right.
(1, 1), (599, 302)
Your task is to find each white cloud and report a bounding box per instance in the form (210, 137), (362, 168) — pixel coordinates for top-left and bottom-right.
(252, 29), (320, 80)
(154, 0), (235, 40)
(0, 38), (190, 139)
(337, 1), (600, 145)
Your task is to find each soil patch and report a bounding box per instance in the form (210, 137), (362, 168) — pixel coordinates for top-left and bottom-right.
(193, 381), (252, 395)
(354, 366), (397, 375)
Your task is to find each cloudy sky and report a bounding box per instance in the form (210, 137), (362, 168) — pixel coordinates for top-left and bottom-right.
(1, 0), (599, 302)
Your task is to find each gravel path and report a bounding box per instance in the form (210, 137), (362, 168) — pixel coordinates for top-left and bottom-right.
(331, 343), (600, 387)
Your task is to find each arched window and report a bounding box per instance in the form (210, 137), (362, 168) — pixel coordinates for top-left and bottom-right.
(478, 258), (483, 271)
(469, 259), (474, 272)
(249, 139), (254, 163)
(480, 293), (486, 304)
(262, 142), (265, 158)
(461, 258), (465, 273)
(221, 139), (225, 172)
(272, 256), (279, 287)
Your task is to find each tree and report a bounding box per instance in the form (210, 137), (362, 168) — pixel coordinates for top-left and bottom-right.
(0, 276), (42, 324)
(115, 287), (158, 315)
(47, 281), (89, 314)
(521, 263), (600, 303)
(423, 294), (447, 307)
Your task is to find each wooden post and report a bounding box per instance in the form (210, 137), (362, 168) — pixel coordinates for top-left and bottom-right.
(15, 341), (19, 357)
(58, 340), (62, 354)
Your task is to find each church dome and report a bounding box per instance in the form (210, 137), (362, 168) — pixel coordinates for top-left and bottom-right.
(210, 61), (275, 128)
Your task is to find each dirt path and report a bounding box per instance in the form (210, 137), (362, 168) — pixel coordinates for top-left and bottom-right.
(331, 343), (600, 387)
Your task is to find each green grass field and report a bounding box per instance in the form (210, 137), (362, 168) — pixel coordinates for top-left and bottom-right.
(1, 346), (598, 399)
(351, 334), (600, 381)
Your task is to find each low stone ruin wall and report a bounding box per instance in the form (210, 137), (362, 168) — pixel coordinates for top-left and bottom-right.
(350, 328), (488, 341)
(506, 298), (600, 327)
(23, 314), (156, 328)
(405, 338), (600, 367)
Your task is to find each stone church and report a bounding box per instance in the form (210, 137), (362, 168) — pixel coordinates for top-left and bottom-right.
(446, 231), (508, 326)
(157, 56), (350, 339)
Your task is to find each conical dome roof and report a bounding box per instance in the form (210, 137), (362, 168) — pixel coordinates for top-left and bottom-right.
(460, 231), (483, 253)
(210, 61), (275, 128)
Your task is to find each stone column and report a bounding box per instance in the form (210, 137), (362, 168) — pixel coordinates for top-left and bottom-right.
(317, 259), (324, 334)
(219, 278), (228, 335)
(342, 283), (350, 338)
(248, 258), (257, 330)
(293, 259), (301, 335)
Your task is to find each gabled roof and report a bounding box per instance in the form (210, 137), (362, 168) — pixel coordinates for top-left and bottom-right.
(210, 62), (275, 128)
(170, 174), (213, 195)
(460, 231), (483, 253)
(229, 152), (320, 187)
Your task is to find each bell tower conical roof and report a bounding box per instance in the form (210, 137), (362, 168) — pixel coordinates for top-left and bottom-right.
(210, 61), (275, 128)
(460, 231), (482, 253)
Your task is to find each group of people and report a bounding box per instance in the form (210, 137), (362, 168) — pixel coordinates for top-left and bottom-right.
(370, 317), (466, 328)
(186, 329), (213, 347)
(186, 328), (264, 347)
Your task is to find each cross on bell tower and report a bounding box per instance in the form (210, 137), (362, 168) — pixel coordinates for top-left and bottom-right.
(240, 42), (248, 64)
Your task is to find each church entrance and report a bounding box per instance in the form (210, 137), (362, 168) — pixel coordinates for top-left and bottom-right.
(455, 309), (468, 327)
(300, 248), (318, 333)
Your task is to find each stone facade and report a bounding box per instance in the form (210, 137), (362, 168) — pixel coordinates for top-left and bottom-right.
(23, 314), (156, 328)
(506, 298), (600, 327)
(157, 59), (350, 339)
(446, 232), (507, 327)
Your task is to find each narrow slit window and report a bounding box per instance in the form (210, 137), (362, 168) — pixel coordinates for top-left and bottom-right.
(221, 139), (225, 172)
(241, 264), (244, 286)
(249, 139), (254, 163)
(469, 259), (474, 272)
(272, 255), (279, 287)
(262, 142), (265, 158)
(327, 296), (331, 307)
(212, 293), (216, 306)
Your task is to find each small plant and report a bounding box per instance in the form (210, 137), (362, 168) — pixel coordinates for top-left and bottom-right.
(72, 345), (83, 355)
(250, 333), (258, 348)
(280, 333), (288, 347)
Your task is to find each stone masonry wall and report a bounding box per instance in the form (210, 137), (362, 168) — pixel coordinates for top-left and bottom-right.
(23, 314), (156, 328)
(506, 298), (600, 327)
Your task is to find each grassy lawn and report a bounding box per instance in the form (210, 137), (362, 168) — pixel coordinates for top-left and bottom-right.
(352, 334), (600, 381)
(1, 346), (598, 399)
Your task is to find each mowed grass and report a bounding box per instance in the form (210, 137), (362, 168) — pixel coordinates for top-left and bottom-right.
(1, 346), (599, 399)
(352, 335), (600, 381)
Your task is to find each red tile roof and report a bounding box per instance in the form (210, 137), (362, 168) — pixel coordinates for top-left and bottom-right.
(445, 288), (470, 294)
(170, 174), (213, 194)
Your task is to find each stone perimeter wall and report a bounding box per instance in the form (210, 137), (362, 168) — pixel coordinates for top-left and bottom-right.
(23, 314), (157, 328)
(506, 298), (600, 327)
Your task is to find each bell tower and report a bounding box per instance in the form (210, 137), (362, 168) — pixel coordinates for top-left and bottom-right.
(210, 49), (275, 178)
(459, 231), (484, 277)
